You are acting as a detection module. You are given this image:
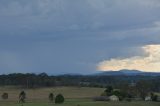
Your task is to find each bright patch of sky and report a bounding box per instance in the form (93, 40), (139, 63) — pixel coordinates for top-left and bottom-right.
(97, 45), (160, 72)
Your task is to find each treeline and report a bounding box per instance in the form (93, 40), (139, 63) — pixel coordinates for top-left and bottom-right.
(0, 73), (160, 92)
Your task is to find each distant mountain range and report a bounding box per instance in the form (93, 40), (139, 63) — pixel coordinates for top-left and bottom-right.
(95, 69), (160, 76)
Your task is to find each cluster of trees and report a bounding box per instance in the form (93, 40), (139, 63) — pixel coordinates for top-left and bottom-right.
(0, 73), (55, 88)
(121, 80), (159, 101)
(48, 93), (65, 104)
(0, 73), (159, 92)
(100, 83), (159, 102)
(100, 86), (132, 101)
(1, 91), (65, 104)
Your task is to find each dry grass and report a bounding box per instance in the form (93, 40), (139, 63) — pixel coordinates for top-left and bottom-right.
(0, 86), (159, 106)
(0, 86), (104, 102)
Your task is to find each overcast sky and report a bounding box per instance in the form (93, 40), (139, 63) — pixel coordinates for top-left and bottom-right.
(0, 0), (160, 74)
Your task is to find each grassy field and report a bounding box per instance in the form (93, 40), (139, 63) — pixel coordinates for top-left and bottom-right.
(0, 99), (160, 106)
(0, 86), (159, 106)
(0, 86), (104, 101)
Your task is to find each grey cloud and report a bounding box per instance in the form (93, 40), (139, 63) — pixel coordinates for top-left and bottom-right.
(0, 0), (160, 74)
(1, 0), (160, 34)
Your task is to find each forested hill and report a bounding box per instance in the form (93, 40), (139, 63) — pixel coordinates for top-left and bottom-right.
(96, 70), (160, 76)
(0, 73), (160, 92)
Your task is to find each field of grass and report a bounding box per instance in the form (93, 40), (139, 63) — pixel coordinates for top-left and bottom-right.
(0, 99), (160, 106)
(0, 86), (104, 101)
(0, 86), (159, 106)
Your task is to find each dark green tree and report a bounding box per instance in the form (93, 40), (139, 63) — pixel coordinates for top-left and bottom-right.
(112, 90), (121, 96)
(104, 86), (113, 96)
(49, 93), (54, 102)
(151, 92), (158, 101)
(19, 91), (26, 103)
(55, 94), (64, 104)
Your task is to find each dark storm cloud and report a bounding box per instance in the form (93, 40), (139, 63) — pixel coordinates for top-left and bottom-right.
(0, 0), (160, 74)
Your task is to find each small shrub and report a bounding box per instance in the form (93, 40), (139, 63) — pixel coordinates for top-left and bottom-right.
(151, 93), (158, 101)
(55, 94), (64, 104)
(49, 93), (54, 102)
(1, 93), (8, 100)
(152, 95), (158, 101)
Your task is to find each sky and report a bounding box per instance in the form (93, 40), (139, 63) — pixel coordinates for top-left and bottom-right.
(0, 0), (160, 74)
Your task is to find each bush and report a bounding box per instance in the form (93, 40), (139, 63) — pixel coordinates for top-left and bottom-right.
(151, 93), (158, 101)
(55, 94), (64, 104)
(112, 90), (121, 96)
(1, 93), (8, 100)
(19, 91), (26, 103)
(152, 95), (158, 101)
(49, 93), (54, 102)
(104, 86), (113, 96)
(112, 90), (127, 101)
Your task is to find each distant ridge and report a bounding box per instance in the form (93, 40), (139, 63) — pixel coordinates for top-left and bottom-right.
(95, 69), (160, 76)
(119, 69), (142, 74)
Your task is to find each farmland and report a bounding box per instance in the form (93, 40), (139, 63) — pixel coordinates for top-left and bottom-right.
(0, 86), (159, 106)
